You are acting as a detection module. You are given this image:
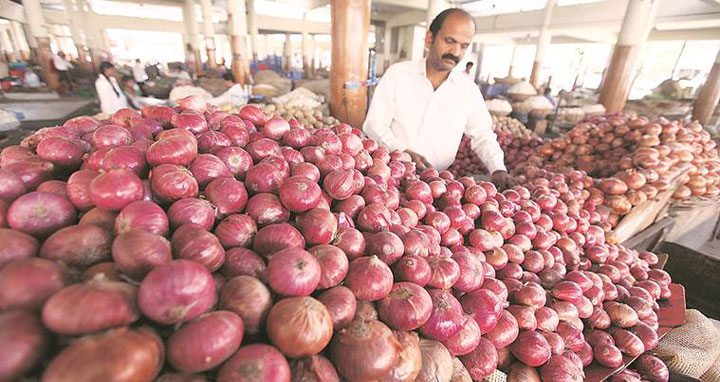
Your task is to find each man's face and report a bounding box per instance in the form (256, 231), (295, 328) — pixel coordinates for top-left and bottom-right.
(425, 13), (475, 72)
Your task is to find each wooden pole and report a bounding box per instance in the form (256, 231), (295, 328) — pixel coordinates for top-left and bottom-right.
(693, 49), (720, 126)
(599, 0), (659, 113)
(22, 0), (59, 90)
(200, 0), (216, 69)
(227, 0), (249, 84)
(330, 0), (370, 128)
(530, 0), (555, 88)
(246, 0), (259, 61)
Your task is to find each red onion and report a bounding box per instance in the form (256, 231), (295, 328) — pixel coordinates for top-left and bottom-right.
(205, 177), (248, 216)
(636, 354), (669, 382)
(112, 230), (171, 279)
(267, 248), (321, 296)
(217, 344), (290, 382)
(150, 164), (199, 204)
(219, 275), (272, 336)
(378, 282), (432, 331)
(0, 257), (72, 311)
(345, 255), (393, 301)
(8, 192), (77, 237)
(392, 255), (432, 287)
(0, 310), (50, 381)
(332, 227), (365, 259)
(214, 147), (253, 179)
(317, 285), (357, 330)
(253, 222), (305, 257)
(40, 224), (111, 269)
(330, 319), (400, 380)
(91, 125), (132, 149)
(246, 193), (290, 226)
(308, 244), (348, 290)
(441, 315), (482, 356)
(540, 354), (584, 382)
(459, 338), (497, 380)
(167, 311), (243, 373)
(365, 231), (404, 265)
(172, 224), (225, 271)
(138, 260), (216, 325)
(147, 135), (198, 167)
(267, 296), (333, 358)
(189, 154), (233, 188)
(420, 289), (465, 341)
(296, 208), (338, 245)
(3, 160), (55, 190)
(510, 330), (552, 367)
(245, 157), (289, 194)
(114, 200), (168, 236)
(167, 198), (216, 230)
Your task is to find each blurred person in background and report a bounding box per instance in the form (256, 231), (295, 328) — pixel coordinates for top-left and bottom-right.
(53, 52), (73, 92)
(95, 61), (129, 115)
(364, 8), (513, 189)
(132, 59), (149, 92)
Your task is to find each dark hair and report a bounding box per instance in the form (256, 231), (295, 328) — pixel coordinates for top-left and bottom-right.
(428, 8), (475, 41)
(121, 75), (134, 84)
(99, 61), (114, 76)
(466, 62), (474, 68)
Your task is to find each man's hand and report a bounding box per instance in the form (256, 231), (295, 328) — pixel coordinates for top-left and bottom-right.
(405, 150), (431, 171)
(491, 170), (515, 190)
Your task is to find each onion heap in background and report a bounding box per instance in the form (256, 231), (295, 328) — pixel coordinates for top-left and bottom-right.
(0, 96), (671, 382)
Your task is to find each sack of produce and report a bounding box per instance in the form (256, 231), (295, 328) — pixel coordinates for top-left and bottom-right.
(652, 309), (720, 378)
(486, 99), (512, 117)
(506, 81), (536, 101)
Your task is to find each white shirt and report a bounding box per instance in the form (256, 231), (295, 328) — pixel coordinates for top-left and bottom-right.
(133, 63), (148, 83)
(95, 75), (130, 115)
(363, 59), (506, 173)
(53, 56), (72, 71)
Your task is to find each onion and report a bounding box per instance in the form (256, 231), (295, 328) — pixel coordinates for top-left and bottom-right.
(138, 260), (216, 325)
(612, 329), (644, 356)
(172, 224), (225, 271)
(345, 255), (393, 301)
(205, 177), (248, 216)
(8, 192), (77, 237)
(0, 310), (50, 381)
(42, 279), (139, 334)
(508, 362), (541, 382)
(330, 319), (400, 380)
(217, 344), (290, 382)
(114, 200), (168, 236)
(0, 257), (71, 311)
(42, 327), (163, 382)
(91, 125), (132, 149)
(317, 286), (357, 330)
(420, 289), (465, 341)
(290, 355), (340, 382)
(381, 331), (422, 382)
(552, 281), (583, 303)
(112, 230), (171, 279)
(593, 343), (622, 368)
(296, 208), (338, 245)
(427, 256), (460, 289)
(188, 154), (233, 188)
(510, 331), (552, 367)
(147, 135), (198, 167)
(442, 315), (482, 356)
(378, 282), (432, 331)
(309, 244), (348, 290)
(365, 231), (404, 265)
(245, 193), (290, 226)
(167, 198), (216, 230)
(253, 222), (305, 258)
(332, 227), (365, 259)
(452, 251), (485, 292)
(3, 160), (55, 190)
(40, 224), (111, 269)
(219, 275), (271, 336)
(214, 147), (253, 179)
(392, 255), (432, 287)
(66, 169), (98, 210)
(556, 322), (585, 352)
(635, 354), (669, 382)
(459, 338), (497, 380)
(267, 247), (321, 296)
(536, 307), (560, 332)
(220, 248), (265, 280)
(266, 296), (333, 358)
(245, 157), (290, 194)
(540, 354), (584, 382)
(599, 178), (629, 195)
(0, 169), (26, 202)
(357, 203), (392, 232)
(78, 207), (116, 231)
(150, 164), (199, 204)
(604, 302), (639, 328)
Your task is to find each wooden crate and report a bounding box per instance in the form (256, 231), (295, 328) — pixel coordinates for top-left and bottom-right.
(661, 242), (720, 320)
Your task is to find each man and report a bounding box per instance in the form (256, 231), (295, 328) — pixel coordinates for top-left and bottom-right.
(53, 52), (73, 92)
(363, 8), (513, 189)
(465, 61), (474, 75)
(132, 59), (149, 92)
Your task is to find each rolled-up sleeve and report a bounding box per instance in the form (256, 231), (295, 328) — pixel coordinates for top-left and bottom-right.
(363, 66), (407, 152)
(465, 88), (507, 174)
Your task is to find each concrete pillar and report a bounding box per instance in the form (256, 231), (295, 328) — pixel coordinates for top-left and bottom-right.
(3, 28), (17, 61)
(227, 0), (249, 84)
(78, 0), (105, 70)
(508, 44), (517, 77)
(599, 0), (660, 113)
(283, 33), (292, 71)
(382, 24), (391, 71)
(530, 0), (555, 88)
(247, 0), (259, 61)
(330, 0), (370, 127)
(474, 43), (484, 83)
(183, 0), (202, 73)
(426, 0), (449, 29)
(693, 49), (720, 126)
(302, 13), (311, 77)
(22, 0), (59, 89)
(200, 0), (216, 68)
(63, 0), (88, 67)
(10, 21), (30, 61)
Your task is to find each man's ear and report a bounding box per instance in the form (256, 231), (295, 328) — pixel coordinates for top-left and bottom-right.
(424, 31), (434, 50)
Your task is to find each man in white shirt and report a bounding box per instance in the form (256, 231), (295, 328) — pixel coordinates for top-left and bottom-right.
(53, 52), (73, 91)
(363, 8), (513, 188)
(132, 59), (149, 91)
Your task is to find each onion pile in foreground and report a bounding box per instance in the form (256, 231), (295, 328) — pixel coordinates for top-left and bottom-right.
(0, 97), (671, 381)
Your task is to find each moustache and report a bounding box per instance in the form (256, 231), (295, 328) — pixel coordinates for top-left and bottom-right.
(441, 54), (460, 64)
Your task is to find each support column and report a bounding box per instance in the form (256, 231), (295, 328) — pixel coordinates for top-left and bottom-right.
(63, 0), (88, 67)
(474, 43), (484, 84)
(200, 0), (216, 69)
(283, 33), (292, 71)
(227, 0), (249, 84)
(2, 28), (17, 61)
(78, 0), (104, 70)
(183, 0), (202, 73)
(247, 0), (259, 61)
(426, 0), (449, 28)
(508, 44), (517, 77)
(693, 49), (720, 126)
(22, 0), (59, 89)
(302, 13), (311, 77)
(330, 0), (370, 127)
(382, 24), (391, 71)
(530, 0), (555, 88)
(599, 0), (660, 113)
(10, 22), (30, 61)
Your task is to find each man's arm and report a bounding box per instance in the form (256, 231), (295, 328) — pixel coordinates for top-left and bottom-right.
(363, 66), (405, 153)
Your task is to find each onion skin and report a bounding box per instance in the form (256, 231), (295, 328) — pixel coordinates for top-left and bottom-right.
(0, 310), (50, 381)
(290, 355), (340, 382)
(0, 228), (39, 268)
(217, 344), (290, 382)
(114, 200), (169, 236)
(267, 248), (321, 296)
(317, 286), (357, 330)
(459, 337), (498, 380)
(8, 192), (77, 238)
(345, 255), (394, 301)
(0, 257), (72, 311)
(420, 289), (465, 341)
(593, 343), (622, 368)
(267, 296), (333, 358)
(138, 260), (216, 325)
(172, 224), (226, 272)
(636, 354), (669, 382)
(510, 330), (552, 367)
(221, 247), (266, 280)
(40, 224), (112, 269)
(167, 311), (244, 373)
(485, 309), (520, 349)
(309, 244), (349, 290)
(219, 275), (272, 336)
(42, 327), (164, 382)
(380, 331), (422, 382)
(378, 282), (433, 331)
(112, 230), (172, 280)
(42, 279), (139, 335)
(330, 319), (400, 380)
(460, 288), (502, 334)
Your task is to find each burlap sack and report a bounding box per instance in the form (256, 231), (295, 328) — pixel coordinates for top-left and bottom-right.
(483, 369), (507, 382)
(652, 309), (720, 378)
(701, 355), (720, 382)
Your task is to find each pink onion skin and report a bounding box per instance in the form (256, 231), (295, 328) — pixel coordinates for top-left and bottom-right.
(509, 330), (552, 367)
(205, 178), (248, 217)
(41, 279), (139, 335)
(441, 315), (482, 356)
(167, 198), (216, 230)
(215, 214), (258, 249)
(267, 247), (321, 296)
(138, 260), (216, 325)
(114, 200), (169, 236)
(378, 281), (433, 331)
(172, 224), (225, 272)
(40, 224), (111, 270)
(112, 230), (172, 280)
(253, 222), (306, 258)
(66, 169), (98, 211)
(345, 255), (394, 301)
(189, 154), (233, 188)
(309, 244), (349, 290)
(296, 208), (338, 246)
(484, 309), (520, 349)
(221, 248), (266, 280)
(635, 354), (669, 382)
(317, 285), (357, 330)
(420, 289), (465, 341)
(0, 168), (27, 202)
(0, 228), (39, 268)
(8, 192), (77, 238)
(219, 275), (272, 336)
(88, 169), (144, 211)
(246, 193), (290, 226)
(37, 180), (68, 197)
(150, 164), (199, 204)
(167, 311), (244, 373)
(217, 344), (290, 382)
(3, 160), (55, 190)
(459, 289), (502, 334)
(459, 337), (498, 380)
(540, 354), (584, 382)
(0, 310), (50, 381)
(332, 227), (365, 260)
(0, 257), (72, 311)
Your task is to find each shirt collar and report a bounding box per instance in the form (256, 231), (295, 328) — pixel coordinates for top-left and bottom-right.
(415, 58), (460, 87)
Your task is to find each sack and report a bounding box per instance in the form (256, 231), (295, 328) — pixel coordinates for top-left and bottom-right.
(700, 356), (720, 382)
(652, 309), (720, 378)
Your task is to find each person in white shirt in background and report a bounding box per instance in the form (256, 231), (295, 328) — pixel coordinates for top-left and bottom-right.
(53, 52), (73, 92)
(464, 61), (474, 77)
(95, 61), (130, 115)
(132, 59), (149, 92)
(363, 8), (513, 189)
